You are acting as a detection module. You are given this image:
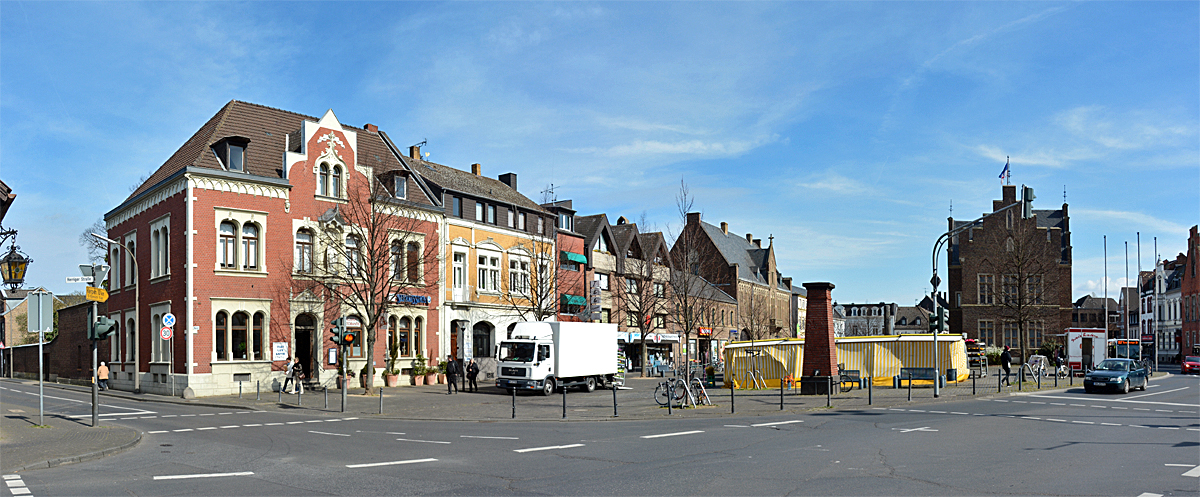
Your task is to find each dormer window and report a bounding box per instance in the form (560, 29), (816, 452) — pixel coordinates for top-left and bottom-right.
(559, 213), (573, 231)
(212, 138), (249, 172)
(394, 176), (406, 199)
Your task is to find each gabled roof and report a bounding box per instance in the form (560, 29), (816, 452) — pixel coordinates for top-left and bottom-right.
(679, 275), (737, 304)
(697, 221), (781, 287)
(406, 156), (543, 211)
(1073, 295), (1117, 310)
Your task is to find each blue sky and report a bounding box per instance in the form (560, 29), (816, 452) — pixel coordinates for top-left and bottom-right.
(2, 2), (1197, 306)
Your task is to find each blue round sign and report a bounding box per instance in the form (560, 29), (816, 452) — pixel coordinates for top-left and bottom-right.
(163, 313), (176, 328)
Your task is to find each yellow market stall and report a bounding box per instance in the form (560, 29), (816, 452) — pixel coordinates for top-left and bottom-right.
(723, 334), (969, 389)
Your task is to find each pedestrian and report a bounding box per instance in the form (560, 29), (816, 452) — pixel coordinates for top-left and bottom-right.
(1000, 346), (1012, 386)
(282, 357), (297, 394)
(97, 361), (109, 391)
(466, 358), (480, 393)
(291, 359), (305, 394)
(445, 355), (460, 394)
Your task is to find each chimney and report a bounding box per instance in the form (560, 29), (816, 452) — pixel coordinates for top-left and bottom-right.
(686, 212), (701, 226)
(752, 239), (761, 248)
(471, 163), (482, 176)
(721, 222), (728, 235)
(746, 233), (753, 244)
(409, 145), (421, 160)
(782, 277), (792, 289)
(499, 173), (517, 190)
(363, 123), (378, 133)
(884, 303), (894, 335)
(802, 282), (838, 392)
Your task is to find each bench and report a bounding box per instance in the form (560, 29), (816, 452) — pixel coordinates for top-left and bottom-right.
(893, 367), (941, 388)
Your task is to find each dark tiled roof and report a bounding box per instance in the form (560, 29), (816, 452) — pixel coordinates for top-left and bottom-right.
(698, 221), (778, 286)
(680, 276), (737, 304)
(409, 158), (543, 211)
(1034, 209), (1066, 230)
(611, 224), (639, 254)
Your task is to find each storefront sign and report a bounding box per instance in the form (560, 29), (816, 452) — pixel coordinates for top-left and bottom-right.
(697, 327), (712, 337)
(272, 342), (288, 361)
(392, 294), (430, 306)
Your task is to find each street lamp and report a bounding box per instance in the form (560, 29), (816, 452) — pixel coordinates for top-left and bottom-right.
(0, 244), (32, 291)
(91, 233), (141, 393)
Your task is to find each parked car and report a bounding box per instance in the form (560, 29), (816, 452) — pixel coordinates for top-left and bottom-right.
(1083, 358), (1149, 394)
(1182, 356), (1200, 375)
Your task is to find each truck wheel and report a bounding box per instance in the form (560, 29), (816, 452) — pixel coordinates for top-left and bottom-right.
(541, 378), (556, 396)
(582, 377), (596, 392)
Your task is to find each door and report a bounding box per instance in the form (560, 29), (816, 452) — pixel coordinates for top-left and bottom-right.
(1081, 338), (1093, 370)
(295, 315), (315, 379)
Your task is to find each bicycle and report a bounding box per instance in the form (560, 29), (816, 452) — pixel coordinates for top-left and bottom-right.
(688, 375), (711, 405)
(654, 377), (688, 406)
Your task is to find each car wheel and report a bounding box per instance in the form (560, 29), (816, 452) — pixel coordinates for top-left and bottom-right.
(582, 377), (596, 392)
(541, 377), (556, 396)
(1084, 386), (1093, 394)
(1140, 376), (1148, 391)
(1119, 379), (1129, 394)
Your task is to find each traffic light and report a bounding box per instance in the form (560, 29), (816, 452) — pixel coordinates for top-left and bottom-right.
(1021, 185), (1036, 219)
(329, 317), (346, 346)
(928, 312), (939, 333)
(342, 328), (357, 347)
(92, 316), (117, 340)
(937, 306), (948, 333)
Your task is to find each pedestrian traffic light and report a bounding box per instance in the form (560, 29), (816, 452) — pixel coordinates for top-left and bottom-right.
(937, 306), (948, 333)
(1021, 185), (1036, 219)
(91, 316), (117, 340)
(928, 312), (940, 333)
(329, 317), (346, 346)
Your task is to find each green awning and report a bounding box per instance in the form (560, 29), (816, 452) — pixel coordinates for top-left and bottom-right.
(561, 294), (587, 306)
(561, 251), (588, 264)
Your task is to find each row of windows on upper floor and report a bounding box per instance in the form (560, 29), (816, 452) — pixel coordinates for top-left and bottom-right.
(449, 196), (560, 236)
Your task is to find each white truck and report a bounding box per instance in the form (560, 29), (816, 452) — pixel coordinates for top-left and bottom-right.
(494, 321), (619, 395)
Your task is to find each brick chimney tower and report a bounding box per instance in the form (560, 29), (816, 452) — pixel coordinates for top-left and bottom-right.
(802, 282), (838, 394)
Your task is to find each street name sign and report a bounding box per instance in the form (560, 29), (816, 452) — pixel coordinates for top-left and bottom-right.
(85, 286), (109, 303)
(66, 276), (94, 283)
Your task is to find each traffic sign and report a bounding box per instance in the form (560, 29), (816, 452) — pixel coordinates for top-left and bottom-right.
(66, 276), (94, 283)
(163, 313), (176, 328)
(160, 326), (172, 341)
(85, 286), (109, 303)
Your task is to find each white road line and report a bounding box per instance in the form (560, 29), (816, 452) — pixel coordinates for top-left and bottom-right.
(1012, 401), (1026, 404)
(1128, 425), (1149, 428)
(950, 412), (969, 415)
(460, 435), (519, 440)
(1124, 387), (1189, 400)
(909, 409), (926, 412)
(140, 416), (157, 419)
(1155, 410), (1172, 412)
(304, 420), (323, 423)
(1050, 403), (1065, 405)
(286, 421), (305, 425)
(243, 424), (262, 427)
(11, 488), (30, 495)
(1090, 405), (1106, 408)
(161, 415), (177, 418)
(147, 430), (168, 434)
(120, 417), (138, 420)
(1189, 428), (1200, 431)
(173, 429), (193, 432)
(5, 480), (26, 487)
(1033, 395), (1199, 408)
(1181, 410), (1196, 413)
(1137, 492), (1163, 497)
(1112, 407), (1128, 409)
(219, 426), (239, 429)
(265, 423), (283, 426)
(218, 412), (231, 415)
(1021, 417), (1041, 420)
(1029, 402), (1044, 404)
(1165, 464), (1194, 467)
(180, 414), (195, 417)
(199, 413), (215, 416)
(1071, 421), (1094, 424)
(750, 420), (803, 427)
(309, 430), (350, 437)
(1046, 418), (1066, 422)
(238, 411), (252, 414)
(346, 458), (437, 468)
(395, 438), (451, 444)
(514, 443), (585, 453)
(153, 471), (254, 481)
(1184, 465), (1200, 478)
(343, 417), (359, 420)
(928, 410), (946, 414)
(641, 430), (705, 439)
(993, 400), (1008, 402)
(724, 425), (750, 428)
(197, 427), (217, 431)
(1069, 404), (1085, 407)
(3, 475), (21, 480)
(1134, 408), (1150, 411)
(1100, 423), (1122, 426)
(1157, 427), (1180, 430)
(888, 409), (905, 411)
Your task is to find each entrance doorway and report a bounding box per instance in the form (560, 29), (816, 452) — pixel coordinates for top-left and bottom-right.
(295, 314), (315, 379)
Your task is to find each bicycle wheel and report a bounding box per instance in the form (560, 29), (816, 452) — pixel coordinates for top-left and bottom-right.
(692, 380), (710, 405)
(654, 384), (669, 406)
(671, 380), (688, 402)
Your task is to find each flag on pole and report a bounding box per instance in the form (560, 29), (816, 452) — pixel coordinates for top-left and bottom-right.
(998, 157), (1010, 184)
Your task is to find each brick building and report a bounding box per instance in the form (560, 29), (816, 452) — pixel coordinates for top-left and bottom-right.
(101, 101), (442, 396)
(947, 185), (1073, 352)
(1070, 296), (1119, 337)
(1181, 226), (1199, 357)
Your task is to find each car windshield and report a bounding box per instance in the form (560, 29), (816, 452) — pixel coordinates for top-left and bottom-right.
(1186, 356), (1200, 363)
(1095, 360), (1130, 371)
(498, 342), (535, 362)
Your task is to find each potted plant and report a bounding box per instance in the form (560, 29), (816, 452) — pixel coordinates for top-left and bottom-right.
(437, 360), (449, 384)
(411, 353), (427, 386)
(384, 339), (401, 387)
(425, 359), (439, 385)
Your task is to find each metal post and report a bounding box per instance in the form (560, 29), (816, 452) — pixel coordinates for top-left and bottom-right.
(298, 385), (302, 406)
(1054, 369), (1058, 388)
(1037, 370), (1041, 390)
(379, 387), (383, 415)
(1018, 366), (1023, 391)
(972, 372), (976, 395)
(826, 376), (831, 407)
(511, 387), (516, 419)
(257, 380), (260, 401)
(730, 379), (735, 414)
(868, 375), (873, 405)
(612, 381), (618, 417)
(325, 386), (328, 409)
(38, 296), (45, 426)
(907, 371), (912, 401)
(998, 368), (1002, 392)
(91, 337), (98, 428)
(561, 381), (567, 419)
(340, 346), (347, 413)
(278, 387), (282, 403)
(667, 381), (673, 415)
(1070, 368), (1073, 386)
(239, 382), (243, 399)
(780, 375), (784, 410)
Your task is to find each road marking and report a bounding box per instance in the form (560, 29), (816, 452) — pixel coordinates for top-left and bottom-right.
(197, 427), (217, 431)
(909, 409), (926, 412)
(892, 427), (937, 433)
(218, 412), (232, 415)
(1070, 404), (1085, 407)
(950, 412), (969, 415)
(220, 426), (239, 429)
(1184, 465), (1200, 477)
(346, 458), (437, 468)
(1181, 410), (1196, 413)
(724, 425), (750, 428)
(514, 443), (585, 453)
(161, 415), (177, 418)
(343, 417), (359, 420)
(1124, 387), (1189, 399)
(238, 411), (252, 414)
(1029, 402), (1044, 404)
(1071, 421), (1094, 424)
(993, 400), (1008, 402)
(1137, 493), (1163, 497)
(1050, 403), (1065, 405)
(751, 420), (803, 427)
(1111, 407), (1127, 409)
(460, 435), (519, 440)
(11, 489), (30, 495)
(153, 471), (254, 480)
(1157, 427), (1180, 430)
(120, 417), (138, 420)
(1155, 410), (1172, 412)
(309, 431), (350, 437)
(1134, 408), (1150, 411)
(243, 424), (261, 427)
(5, 480), (25, 487)
(265, 423), (283, 426)
(928, 410), (946, 414)
(139, 416), (157, 419)
(200, 413), (215, 416)
(1022, 417), (1042, 420)
(888, 408), (905, 411)
(1012, 401), (1026, 404)
(147, 430), (168, 434)
(180, 414), (195, 417)
(305, 420), (323, 423)
(1165, 463), (1193, 467)
(1100, 423), (1122, 426)
(641, 430), (705, 439)
(1046, 419), (1066, 422)
(1033, 395), (1199, 408)
(3, 475), (20, 480)
(173, 429), (193, 432)
(395, 438), (451, 444)
(1090, 405), (1106, 408)
(1128, 425), (1149, 428)
(286, 421), (305, 425)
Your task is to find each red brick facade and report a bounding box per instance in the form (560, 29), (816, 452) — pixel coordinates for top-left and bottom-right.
(1182, 226), (1199, 357)
(802, 282), (838, 381)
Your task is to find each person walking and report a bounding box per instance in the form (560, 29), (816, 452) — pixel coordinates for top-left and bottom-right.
(466, 358), (480, 393)
(291, 359), (305, 394)
(282, 357), (297, 394)
(1000, 346), (1013, 386)
(445, 355), (460, 394)
(97, 362), (110, 391)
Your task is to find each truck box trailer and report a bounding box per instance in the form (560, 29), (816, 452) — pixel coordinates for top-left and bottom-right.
(494, 321), (619, 395)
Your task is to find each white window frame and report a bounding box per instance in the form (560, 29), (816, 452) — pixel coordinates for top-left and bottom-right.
(149, 216), (171, 280)
(124, 232), (137, 288)
(596, 273), (610, 291)
(475, 202), (484, 222)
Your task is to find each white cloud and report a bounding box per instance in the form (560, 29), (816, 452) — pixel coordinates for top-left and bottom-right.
(1072, 209), (1191, 237)
(796, 170), (870, 195)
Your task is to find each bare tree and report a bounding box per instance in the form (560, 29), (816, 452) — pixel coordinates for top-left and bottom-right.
(284, 178), (440, 395)
(610, 217), (672, 377)
(497, 238), (558, 322)
(666, 180), (721, 374)
(79, 218), (108, 266)
(978, 215), (1065, 369)
(740, 285), (778, 341)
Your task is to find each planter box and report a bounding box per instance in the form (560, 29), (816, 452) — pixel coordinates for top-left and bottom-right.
(412, 375), (424, 386)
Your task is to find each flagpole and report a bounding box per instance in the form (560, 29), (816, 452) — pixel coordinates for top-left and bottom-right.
(1104, 235), (1108, 338)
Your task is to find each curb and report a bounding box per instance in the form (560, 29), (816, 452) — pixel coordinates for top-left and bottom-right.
(0, 379), (259, 412)
(9, 430), (143, 474)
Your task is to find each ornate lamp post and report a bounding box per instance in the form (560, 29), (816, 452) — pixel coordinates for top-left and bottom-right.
(0, 244), (32, 291)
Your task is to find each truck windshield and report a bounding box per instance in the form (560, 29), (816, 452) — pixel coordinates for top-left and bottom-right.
(498, 342), (535, 362)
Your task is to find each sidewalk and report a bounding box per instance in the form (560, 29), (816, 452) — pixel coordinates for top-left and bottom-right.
(0, 408), (141, 473)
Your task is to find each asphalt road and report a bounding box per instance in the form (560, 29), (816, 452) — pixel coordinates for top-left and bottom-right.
(3, 374), (1198, 496)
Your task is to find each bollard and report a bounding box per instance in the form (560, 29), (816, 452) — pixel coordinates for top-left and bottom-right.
(907, 371), (913, 401)
(612, 381), (618, 417)
(1018, 368), (1023, 391)
(780, 376), (785, 411)
(1054, 370), (1058, 388)
(730, 379), (735, 414)
(562, 381), (567, 419)
(325, 387), (328, 409)
(868, 376), (872, 405)
(239, 382), (243, 399)
(972, 372), (976, 395)
(1037, 371), (1041, 390)
(278, 387), (282, 403)
(298, 386), (302, 406)
(826, 376), (831, 407)
(998, 368), (1002, 392)
(512, 387), (516, 419)
(667, 381), (673, 415)
(1070, 369), (1073, 386)
(379, 387), (384, 415)
(256, 380), (260, 401)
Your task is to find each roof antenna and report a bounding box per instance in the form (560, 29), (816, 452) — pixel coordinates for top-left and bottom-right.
(540, 183), (558, 204)
(1063, 185), (1067, 204)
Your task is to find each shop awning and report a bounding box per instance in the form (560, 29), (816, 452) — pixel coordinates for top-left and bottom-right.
(561, 294), (587, 306)
(561, 251), (588, 264)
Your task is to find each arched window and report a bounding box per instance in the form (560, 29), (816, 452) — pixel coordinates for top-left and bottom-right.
(242, 224), (258, 270)
(387, 316), (398, 354)
(219, 221), (237, 268)
(232, 312), (249, 360)
(391, 241), (403, 280)
(125, 317), (136, 363)
(253, 312), (265, 360)
(295, 229), (313, 273)
(111, 248), (121, 288)
(331, 165), (342, 197)
(407, 242), (420, 282)
(346, 236), (360, 276)
(215, 311), (227, 361)
(319, 164), (329, 196)
(397, 317), (412, 357)
(347, 316), (363, 357)
(413, 317), (423, 358)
